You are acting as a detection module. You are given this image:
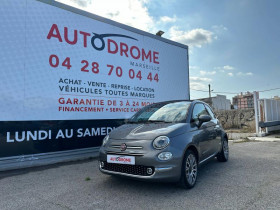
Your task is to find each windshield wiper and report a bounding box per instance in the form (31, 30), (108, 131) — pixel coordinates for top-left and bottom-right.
(147, 120), (172, 123)
(126, 121), (139, 124)
(126, 120), (172, 124)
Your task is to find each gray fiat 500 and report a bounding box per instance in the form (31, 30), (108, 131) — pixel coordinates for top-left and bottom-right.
(99, 100), (229, 188)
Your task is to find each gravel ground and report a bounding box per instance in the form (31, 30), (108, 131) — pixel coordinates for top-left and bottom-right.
(0, 141), (280, 210)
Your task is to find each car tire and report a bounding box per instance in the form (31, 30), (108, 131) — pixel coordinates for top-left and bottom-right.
(179, 150), (198, 189)
(217, 137), (229, 162)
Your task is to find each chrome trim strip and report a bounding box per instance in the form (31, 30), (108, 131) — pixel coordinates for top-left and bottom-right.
(127, 146), (143, 149)
(110, 145), (143, 149)
(100, 167), (154, 179)
(111, 146), (120, 149)
(106, 151), (144, 156)
(199, 152), (218, 165)
(155, 167), (173, 172)
(99, 165), (174, 178)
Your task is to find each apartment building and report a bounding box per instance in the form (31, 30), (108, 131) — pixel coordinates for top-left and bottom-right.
(232, 92), (259, 109)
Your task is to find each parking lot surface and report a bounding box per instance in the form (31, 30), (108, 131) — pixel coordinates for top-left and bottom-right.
(0, 141), (280, 210)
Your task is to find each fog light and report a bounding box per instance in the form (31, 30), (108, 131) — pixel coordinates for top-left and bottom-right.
(100, 161), (104, 168)
(158, 152), (172, 161)
(147, 168), (153, 175)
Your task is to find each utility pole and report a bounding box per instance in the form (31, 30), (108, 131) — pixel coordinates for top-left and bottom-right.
(208, 84), (211, 98)
(253, 91), (259, 135)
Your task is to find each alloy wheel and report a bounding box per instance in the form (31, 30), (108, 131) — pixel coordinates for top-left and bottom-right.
(223, 140), (229, 160)
(185, 154), (197, 185)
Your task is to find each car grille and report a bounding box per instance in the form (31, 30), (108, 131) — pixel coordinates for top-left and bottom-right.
(102, 161), (154, 176)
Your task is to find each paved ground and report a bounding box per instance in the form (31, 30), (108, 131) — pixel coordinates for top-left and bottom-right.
(0, 141), (280, 210)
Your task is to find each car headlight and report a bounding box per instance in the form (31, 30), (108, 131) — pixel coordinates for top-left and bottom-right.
(153, 136), (170, 150)
(102, 135), (109, 146)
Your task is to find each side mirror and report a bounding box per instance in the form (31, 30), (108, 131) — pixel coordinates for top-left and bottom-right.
(198, 115), (211, 122)
(197, 115), (211, 127)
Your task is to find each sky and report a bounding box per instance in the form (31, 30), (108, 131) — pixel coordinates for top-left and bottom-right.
(57, 0), (280, 101)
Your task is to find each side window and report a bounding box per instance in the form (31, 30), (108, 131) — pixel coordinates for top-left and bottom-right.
(192, 103), (209, 122)
(205, 105), (215, 119)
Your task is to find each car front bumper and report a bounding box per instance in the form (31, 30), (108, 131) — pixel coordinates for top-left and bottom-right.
(99, 147), (182, 182)
(99, 163), (178, 181)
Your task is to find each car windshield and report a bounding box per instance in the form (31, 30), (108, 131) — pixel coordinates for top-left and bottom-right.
(129, 101), (191, 123)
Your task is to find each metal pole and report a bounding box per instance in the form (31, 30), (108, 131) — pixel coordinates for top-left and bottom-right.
(264, 99), (268, 134)
(208, 84), (211, 98)
(253, 91), (259, 134)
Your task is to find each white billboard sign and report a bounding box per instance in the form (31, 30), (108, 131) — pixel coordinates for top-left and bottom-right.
(0, 0), (189, 121)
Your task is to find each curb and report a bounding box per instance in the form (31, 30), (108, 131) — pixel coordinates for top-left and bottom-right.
(247, 137), (280, 142)
(229, 138), (280, 143)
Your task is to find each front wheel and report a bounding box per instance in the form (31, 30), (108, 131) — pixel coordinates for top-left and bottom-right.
(217, 138), (229, 162)
(179, 150), (198, 189)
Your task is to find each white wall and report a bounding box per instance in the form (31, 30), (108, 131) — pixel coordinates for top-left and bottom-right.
(212, 95), (231, 110)
(264, 99), (280, 132)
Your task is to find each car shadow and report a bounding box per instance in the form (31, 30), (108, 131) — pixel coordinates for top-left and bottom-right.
(0, 157), (96, 180)
(100, 157), (229, 192)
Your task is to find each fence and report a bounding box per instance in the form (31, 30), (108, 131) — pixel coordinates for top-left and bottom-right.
(254, 92), (280, 135)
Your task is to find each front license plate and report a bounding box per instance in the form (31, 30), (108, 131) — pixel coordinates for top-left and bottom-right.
(107, 155), (135, 165)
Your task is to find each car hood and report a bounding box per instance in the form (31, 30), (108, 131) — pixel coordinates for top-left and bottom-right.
(109, 123), (188, 140)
